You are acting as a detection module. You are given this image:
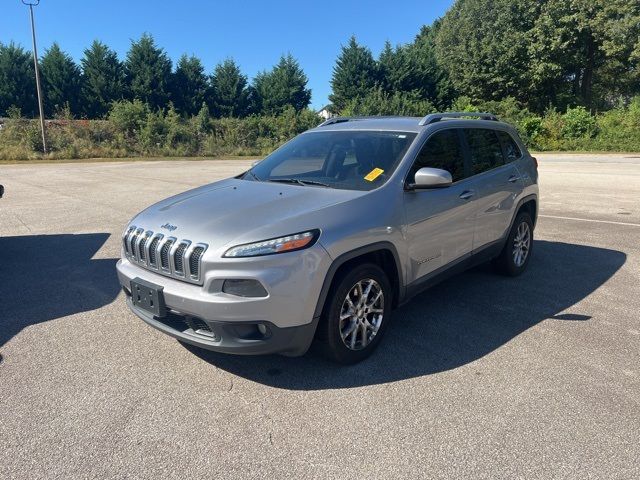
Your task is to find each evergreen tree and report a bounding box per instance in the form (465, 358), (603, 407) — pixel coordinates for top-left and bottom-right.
(378, 41), (413, 93)
(329, 36), (379, 111)
(80, 40), (125, 118)
(40, 42), (82, 116)
(171, 54), (208, 116)
(407, 23), (455, 108)
(252, 54), (311, 114)
(0, 42), (36, 117)
(210, 58), (249, 117)
(124, 34), (172, 110)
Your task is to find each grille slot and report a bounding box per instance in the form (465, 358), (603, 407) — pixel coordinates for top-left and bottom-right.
(123, 227), (135, 254)
(160, 239), (174, 270)
(174, 242), (188, 274)
(148, 236), (161, 266)
(129, 229), (142, 257)
(122, 227), (206, 284)
(189, 246), (205, 278)
(138, 233), (150, 261)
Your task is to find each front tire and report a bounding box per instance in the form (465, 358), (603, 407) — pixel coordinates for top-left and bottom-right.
(317, 263), (392, 364)
(493, 211), (534, 276)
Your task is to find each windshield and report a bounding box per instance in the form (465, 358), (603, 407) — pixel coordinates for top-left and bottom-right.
(244, 130), (417, 191)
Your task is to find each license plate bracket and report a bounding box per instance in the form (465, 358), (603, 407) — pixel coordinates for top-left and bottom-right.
(130, 277), (166, 317)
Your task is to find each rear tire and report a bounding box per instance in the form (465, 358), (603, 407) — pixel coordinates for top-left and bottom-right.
(493, 211), (533, 276)
(317, 263), (392, 364)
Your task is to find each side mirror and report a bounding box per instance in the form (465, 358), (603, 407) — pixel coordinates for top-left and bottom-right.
(407, 167), (452, 190)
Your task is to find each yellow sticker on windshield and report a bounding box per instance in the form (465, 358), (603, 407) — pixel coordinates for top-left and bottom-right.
(364, 167), (384, 181)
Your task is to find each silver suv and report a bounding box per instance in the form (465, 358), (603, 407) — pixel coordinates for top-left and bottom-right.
(117, 112), (538, 364)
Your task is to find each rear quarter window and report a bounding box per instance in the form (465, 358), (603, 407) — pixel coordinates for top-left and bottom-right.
(496, 131), (523, 162)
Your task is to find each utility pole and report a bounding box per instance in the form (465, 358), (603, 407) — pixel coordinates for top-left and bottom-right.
(22, 0), (47, 154)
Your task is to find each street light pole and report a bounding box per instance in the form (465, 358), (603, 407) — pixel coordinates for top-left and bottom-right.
(23, 0), (47, 154)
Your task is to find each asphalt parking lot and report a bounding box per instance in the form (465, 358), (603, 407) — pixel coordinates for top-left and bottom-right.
(1, 153), (639, 479)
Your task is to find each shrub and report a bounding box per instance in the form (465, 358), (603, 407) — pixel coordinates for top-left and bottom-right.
(109, 99), (149, 137)
(561, 106), (597, 139)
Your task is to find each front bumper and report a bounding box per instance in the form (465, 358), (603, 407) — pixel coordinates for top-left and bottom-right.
(116, 244), (331, 356)
(125, 297), (318, 356)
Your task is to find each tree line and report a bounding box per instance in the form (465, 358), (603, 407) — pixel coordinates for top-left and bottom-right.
(0, 0), (638, 159)
(330, 0), (639, 116)
(0, 34), (310, 119)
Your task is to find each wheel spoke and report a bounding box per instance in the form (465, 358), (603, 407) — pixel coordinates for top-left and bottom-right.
(365, 289), (382, 308)
(360, 323), (368, 347)
(342, 320), (358, 337)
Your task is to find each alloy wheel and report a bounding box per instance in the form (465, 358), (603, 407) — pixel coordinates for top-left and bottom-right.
(339, 278), (384, 350)
(512, 221), (531, 267)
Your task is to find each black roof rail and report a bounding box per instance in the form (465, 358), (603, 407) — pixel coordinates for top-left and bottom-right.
(418, 112), (499, 126)
(318, 116), (353, 127)
(318, 115), (403, 127)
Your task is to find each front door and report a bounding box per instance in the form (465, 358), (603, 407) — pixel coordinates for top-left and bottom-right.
(403, 128), (477, 283)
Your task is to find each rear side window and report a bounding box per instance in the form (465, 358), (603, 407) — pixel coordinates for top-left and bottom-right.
(409, 129), (465, 183)
(464, 128), (504, 175)
(496, 131), (522, 162)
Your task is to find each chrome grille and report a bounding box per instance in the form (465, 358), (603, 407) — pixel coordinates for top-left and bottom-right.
(122, 225), (207, 284)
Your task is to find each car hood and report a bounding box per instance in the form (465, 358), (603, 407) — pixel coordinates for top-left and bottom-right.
(130, 178), (366, 252)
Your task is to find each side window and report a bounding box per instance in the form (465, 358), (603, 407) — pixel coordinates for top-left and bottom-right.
(409, 129), (465, 183)
(496, 131), (522, 162)
(465, 128), (505, 175)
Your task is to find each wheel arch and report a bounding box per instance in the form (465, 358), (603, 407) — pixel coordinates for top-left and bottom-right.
(313, 242), (404, 319)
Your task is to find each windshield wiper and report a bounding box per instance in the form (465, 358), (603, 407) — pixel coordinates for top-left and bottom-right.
(244, 170), (261, 181)
(267, 178), (330, 188)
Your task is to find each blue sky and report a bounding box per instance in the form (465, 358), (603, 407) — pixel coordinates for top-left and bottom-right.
(1, 0), (454, 109)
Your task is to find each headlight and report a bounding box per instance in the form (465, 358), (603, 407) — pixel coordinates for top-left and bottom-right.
(223, 230), (319, 258)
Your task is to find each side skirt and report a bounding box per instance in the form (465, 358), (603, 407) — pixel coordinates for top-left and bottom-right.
(399, 238), (505, 306)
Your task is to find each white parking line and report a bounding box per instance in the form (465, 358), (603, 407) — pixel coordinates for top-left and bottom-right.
(539, 214), (640, 227)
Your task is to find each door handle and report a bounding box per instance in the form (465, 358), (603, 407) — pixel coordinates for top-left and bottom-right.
(459, 190), (474, 200)
(508, 175), (520, 183)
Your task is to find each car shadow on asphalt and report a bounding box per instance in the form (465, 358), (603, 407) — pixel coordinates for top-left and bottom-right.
(184, 240), (626, 390)
(0, 233), (120, 347)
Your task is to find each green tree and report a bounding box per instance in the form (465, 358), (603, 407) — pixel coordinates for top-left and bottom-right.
(0, 42), (36, 117)
(252, 54), (311, 114)
(80, 40), (125, 118)
(329, 36), (379, 111)
(407, 23), (456, 108)
(210, 58), (249, 117)
(40, 42), (81, 116)
(435, 0), (640, 112)
(124, 34), (172, 110)
(171, 54), (208, 116)
(529, 0), (640, 110)
(435, 0), (539, 109)
(378, 41), (413, 93)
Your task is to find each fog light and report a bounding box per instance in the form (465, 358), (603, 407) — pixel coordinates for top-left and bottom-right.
(222, 279), (268, 297)
(257, 324), (267, 335)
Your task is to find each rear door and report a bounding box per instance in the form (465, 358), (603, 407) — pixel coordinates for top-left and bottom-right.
(403, 128), (478, 282)
(462, 128), (523, 249)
